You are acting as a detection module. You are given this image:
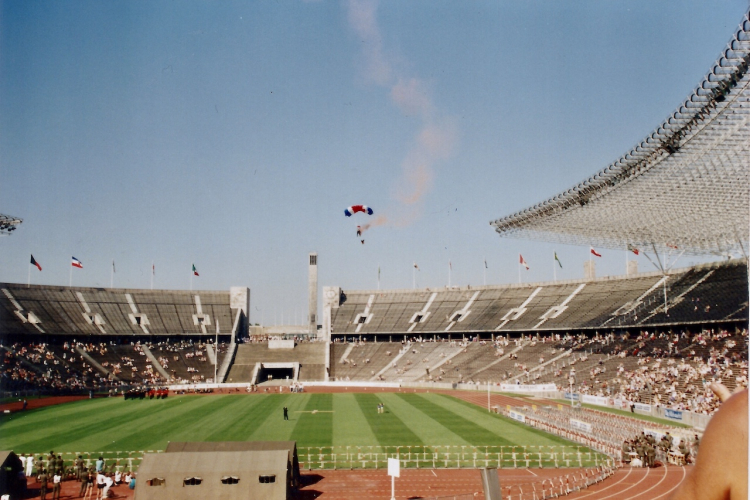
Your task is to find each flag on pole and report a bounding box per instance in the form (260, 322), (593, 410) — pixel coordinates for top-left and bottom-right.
(590, 248), (602, 258)
(192, 264), (199, 276)
(152, 263), (155, 275)
(30, 255), (42, 271)
(484, 259), (488, 269)
(554, 252), (563, 268)
(378, 266), (381, 279)
(413, 263), (419, 271)
(71, 257), (83, 268)
(627, 244), (640, 255)
(449, 261), (452, 270)
(112, 260), (116, 273)
(519, 254), (529, 270)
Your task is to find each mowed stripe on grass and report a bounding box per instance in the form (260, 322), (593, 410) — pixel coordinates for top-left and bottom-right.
(353, 393), (424, 447)
(1, 393), (598, 455)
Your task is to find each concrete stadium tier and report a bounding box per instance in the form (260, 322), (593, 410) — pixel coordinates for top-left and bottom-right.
(327, 260), (748, 337)
(0, 285), (246, 336)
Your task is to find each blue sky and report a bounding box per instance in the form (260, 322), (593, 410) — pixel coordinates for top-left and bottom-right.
(1, 0), (747, 326)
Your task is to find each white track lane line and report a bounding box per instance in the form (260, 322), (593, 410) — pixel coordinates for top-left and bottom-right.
(649, 466), (687, 499)
(591, 466), (651, 500)
(565, 466), (635, 499)
(622, 464), (669, 500)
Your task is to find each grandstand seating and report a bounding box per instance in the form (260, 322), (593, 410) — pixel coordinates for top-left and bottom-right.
(329, 260), (747, 336)
(0, 285), (235, 336)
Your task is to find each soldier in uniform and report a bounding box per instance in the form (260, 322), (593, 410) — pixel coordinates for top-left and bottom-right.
(75, 455), (84, 481)
(646, 443), (656, 467)
(679, 439), (691, 464)
(79, 470), (92, 498)
(635, 440), (645, 465)
(38, 469), (49, 500)
(621, 439), (631, 463)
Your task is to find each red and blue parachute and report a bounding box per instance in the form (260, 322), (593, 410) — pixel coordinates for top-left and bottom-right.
(344, 205), (374, 217)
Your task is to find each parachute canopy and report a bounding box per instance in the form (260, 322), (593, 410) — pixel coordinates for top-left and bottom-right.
(344, 205), (374, 217)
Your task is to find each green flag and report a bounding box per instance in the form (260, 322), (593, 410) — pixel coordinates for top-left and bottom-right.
(554, 252), (563, 268)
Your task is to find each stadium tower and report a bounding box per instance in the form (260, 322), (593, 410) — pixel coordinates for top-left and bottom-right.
(308, 252), (318, 335)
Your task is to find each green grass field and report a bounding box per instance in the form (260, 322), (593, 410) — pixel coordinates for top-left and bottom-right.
(1, 393), (608, 469)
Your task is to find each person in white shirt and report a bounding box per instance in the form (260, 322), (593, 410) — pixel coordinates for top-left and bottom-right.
(96, 472), (107, 499)
(102, 475), (114, 498)
(114, 470), (122, 484)
(52, 473), (62, 500)
(25, 455), (34, 478)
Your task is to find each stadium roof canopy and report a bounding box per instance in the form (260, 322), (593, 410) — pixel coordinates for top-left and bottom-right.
(0, 214), (22, 235)
(491, 11), (750, 258)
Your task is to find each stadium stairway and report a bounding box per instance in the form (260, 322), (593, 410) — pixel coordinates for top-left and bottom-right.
(225, 342), (326, 383)
(75, 346), (118, 382)
(140, 345), (171, 380)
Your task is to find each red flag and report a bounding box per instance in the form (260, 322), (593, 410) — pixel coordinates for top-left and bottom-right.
(30, 255), (42, 271)
(590, 248), (602, 258)
(519, 254), (529, 270)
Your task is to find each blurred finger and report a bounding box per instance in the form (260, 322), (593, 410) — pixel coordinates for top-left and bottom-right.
(709, 382), (732, 402)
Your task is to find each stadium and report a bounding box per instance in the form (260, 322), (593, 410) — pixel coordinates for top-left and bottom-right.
(1, 4), (749, 500)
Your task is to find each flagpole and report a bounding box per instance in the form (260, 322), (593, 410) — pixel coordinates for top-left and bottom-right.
(413, 265), (416, 289)
(69, 262), (72, 288)
(190, 263), (193, 291)
(448, 262), (451, 287)
(214, 320), (219, 383)
(483, 258), (486, 286)
(151, 261), (154, 290)
(110, 260), (114, 288)
(378, 265), (381, 290)
(27, 262), (31, 288)
(625, 247), (629, 276)
(518, 260), (521, 284)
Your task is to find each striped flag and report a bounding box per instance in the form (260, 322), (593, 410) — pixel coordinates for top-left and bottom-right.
(627, 244), (640, 255)
(192, 263), (199, 276)
(71, 257), (83, 268)
(30, 255), (42, 271)
(520, 254), (529, 270)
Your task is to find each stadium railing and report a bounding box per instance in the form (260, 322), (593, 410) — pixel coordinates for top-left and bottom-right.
(420, 463), (617, 500)
(294, 444), (610, 470)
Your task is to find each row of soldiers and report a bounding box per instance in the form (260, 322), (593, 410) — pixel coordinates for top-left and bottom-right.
(622, 432), (698, 467)
(622, 433), (659, 467)
(29, 452), (110, 482)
